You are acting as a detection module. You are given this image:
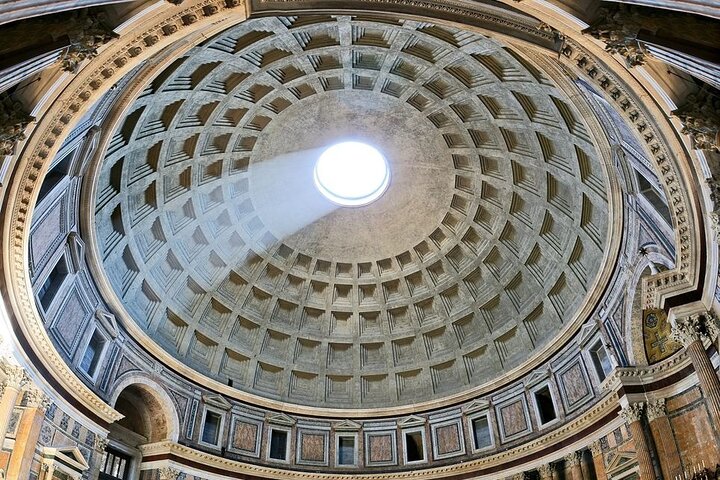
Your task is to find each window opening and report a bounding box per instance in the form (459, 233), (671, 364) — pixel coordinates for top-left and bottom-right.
(534, 386), (557, 424)
(471, 416), (492, 449)
(269, 429), (288, 461)
(38, 256), (69, 310)
(201, 411), (222, 445)
(590, 341), (612, 381)
(337, 435), (355, 465)
(99, 448), (131, 480)
(404, 431), (424, 462)
(80, 329), (105, 376)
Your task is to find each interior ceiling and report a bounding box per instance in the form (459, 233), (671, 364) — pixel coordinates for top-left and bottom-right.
(92, 14), (610, 408)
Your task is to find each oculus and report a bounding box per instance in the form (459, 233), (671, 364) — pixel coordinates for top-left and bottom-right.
(313, 141), (390, 206)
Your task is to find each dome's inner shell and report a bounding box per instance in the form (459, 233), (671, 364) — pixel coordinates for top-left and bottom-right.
(92, 15), (610, 408)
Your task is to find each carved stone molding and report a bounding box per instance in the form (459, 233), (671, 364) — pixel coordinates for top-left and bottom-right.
(710, 211), (720, 243)
(583, 5), (646, 67)
(589, 440), (603, 457)
(673, 89), (720, 152)
(1, 0), (246, 426)
(0, 94), (34, 156)
(670, 314), (704, 346)
(645, 398), (667, 421)
(619, 402), (645, 424)
(553, 35), (698, 311)
(705, 312), (720, 341)
(62, 10), (118, 74)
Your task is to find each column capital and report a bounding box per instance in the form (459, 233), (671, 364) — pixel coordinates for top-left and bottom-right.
(589, 440), (603, 456)
(0, 361), (27, 391)
(582, 4), (646, 67)
(94, 435), (109, 453)
(670, 315), (703, 346)
(619, 402), (645, 424)
(564, 451), (581, 466)
(705, 312), (720, 341)
(538, 463), (554, 479)
(62, 10), (117, 74)
(673, 89), (720, 152)
(158, 467), (182, 480)
(24, 387), (51, 411)
(0, 94), (34, 157)
(645, 398), (667, 422)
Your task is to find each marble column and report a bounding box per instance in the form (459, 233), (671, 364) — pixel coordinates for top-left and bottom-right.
(538, 463), (554, 480)
(620, 403), (656, 480)
(589, 440), (608, 480)
(6, 387), (50, 479)
(0, 361), (27, 442)
(565, 451), (584, 480)
(646, 399), (683, 480)
(670, 314), (720, 427)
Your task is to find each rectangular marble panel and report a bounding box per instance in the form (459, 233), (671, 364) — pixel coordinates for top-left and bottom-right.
(365, 431), (396, 466)
(50, 286), (90, 355)
(496, 396), (531, 442)
(431, 419), (465, 459)
(557, 358), (592, 411)
(234, 421), (258, 452)
(299, 432), (326, 463)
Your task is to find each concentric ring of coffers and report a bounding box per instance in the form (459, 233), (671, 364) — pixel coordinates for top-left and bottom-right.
(92, 15), (610, 408)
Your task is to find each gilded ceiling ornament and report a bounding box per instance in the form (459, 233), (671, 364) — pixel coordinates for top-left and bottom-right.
(0, 94), (34, 157)
(673, 89), (720, 152)
(619, 402), (645, 424)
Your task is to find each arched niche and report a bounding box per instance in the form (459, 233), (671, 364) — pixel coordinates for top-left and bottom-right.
(109, 376), (179, 445)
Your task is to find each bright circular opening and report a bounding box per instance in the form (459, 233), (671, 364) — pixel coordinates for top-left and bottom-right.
(314, 141), (390, 207)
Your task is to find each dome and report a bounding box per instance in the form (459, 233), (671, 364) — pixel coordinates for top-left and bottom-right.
(0, 1), (718, 479)
(91, 16), (612, 409)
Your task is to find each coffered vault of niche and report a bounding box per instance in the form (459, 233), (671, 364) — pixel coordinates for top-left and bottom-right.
(91, 15), (610, 408)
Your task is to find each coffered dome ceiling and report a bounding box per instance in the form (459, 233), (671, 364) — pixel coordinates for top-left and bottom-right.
(92, 15), (611, 408)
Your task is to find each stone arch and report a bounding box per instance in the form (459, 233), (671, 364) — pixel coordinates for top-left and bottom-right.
(625, 244), (678, 366)
(109, 375), (179, 443)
